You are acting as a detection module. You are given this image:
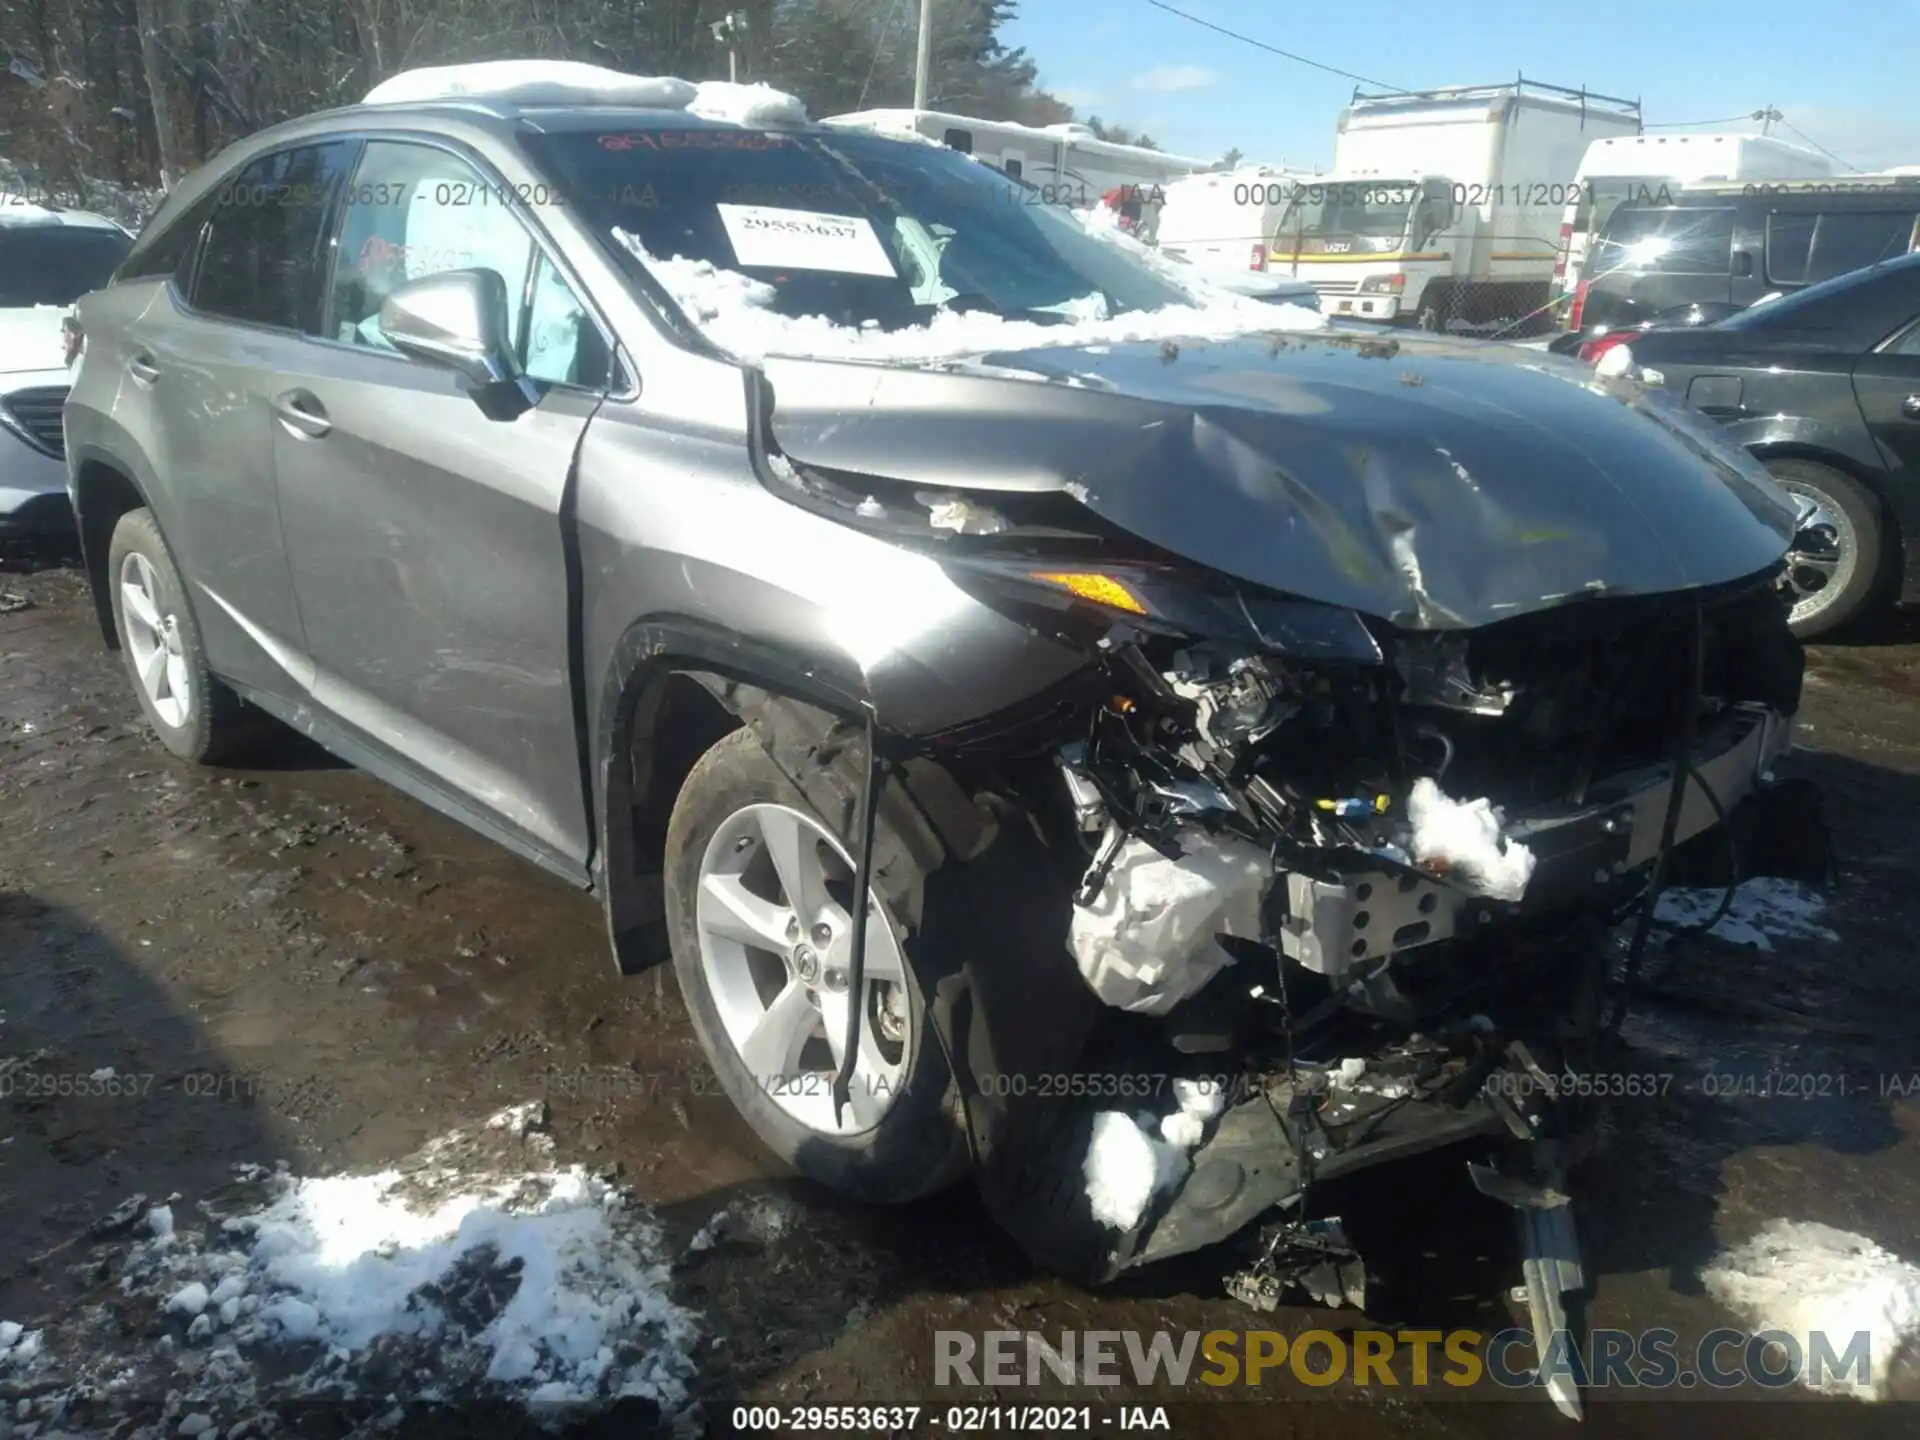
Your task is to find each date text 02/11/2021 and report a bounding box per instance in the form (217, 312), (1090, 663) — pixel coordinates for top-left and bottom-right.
(729, 1405), (1174, 1431)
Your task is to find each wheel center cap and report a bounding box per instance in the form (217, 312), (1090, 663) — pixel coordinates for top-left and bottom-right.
(793, 945), (820, 982)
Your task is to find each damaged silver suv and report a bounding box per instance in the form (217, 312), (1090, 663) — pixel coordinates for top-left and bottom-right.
(66, 64), (1817, 1408)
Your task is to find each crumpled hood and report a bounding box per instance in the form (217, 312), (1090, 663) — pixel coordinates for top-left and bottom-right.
(760, 330), (1799, 630)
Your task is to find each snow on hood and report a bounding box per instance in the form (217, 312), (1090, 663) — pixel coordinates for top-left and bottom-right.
(615, 231), (1324, 367)
(360, 61), (808, 126)
(0, 305), (69, 375)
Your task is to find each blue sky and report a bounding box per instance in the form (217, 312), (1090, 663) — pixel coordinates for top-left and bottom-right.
(1002, 1), (1920, 172)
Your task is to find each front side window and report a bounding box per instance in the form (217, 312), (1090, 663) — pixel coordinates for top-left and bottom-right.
(191, 141), (357, 330)
(322, 140), (608, 389)
(324, 141), (536, 353)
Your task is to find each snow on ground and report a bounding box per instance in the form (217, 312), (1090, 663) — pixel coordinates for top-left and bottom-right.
(0, 1103), (698, 1436)
(619, 236), (1323, 366)
(1703, 1220), (1920, 1399)
(1654, 878), (1839, 951)
(1083, 1079), (1227, 1231)
(1406, 777), (1536, 903)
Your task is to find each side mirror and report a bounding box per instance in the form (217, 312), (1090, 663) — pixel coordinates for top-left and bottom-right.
(378, 269), (520, 389)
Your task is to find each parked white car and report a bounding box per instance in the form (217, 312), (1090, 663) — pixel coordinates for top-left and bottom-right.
(1, 200), (132, 538)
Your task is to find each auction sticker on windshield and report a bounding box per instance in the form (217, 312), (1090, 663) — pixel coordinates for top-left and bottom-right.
(717, 203), (897, 276)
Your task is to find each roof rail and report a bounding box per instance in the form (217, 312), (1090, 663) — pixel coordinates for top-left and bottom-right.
(1348, 75), (1641, 117)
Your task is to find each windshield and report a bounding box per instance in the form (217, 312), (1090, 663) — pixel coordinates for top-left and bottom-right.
(0, 225), (131, 307)
(523, 127), (1193, 332)
(1570, 177), (1675, 239)
(1274, 181), (1417, 238)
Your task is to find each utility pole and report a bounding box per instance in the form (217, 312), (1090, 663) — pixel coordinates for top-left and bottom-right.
(1757, 105), (1781, 136)
(711, 11), (746, 83)
(913, 0), (934, 112)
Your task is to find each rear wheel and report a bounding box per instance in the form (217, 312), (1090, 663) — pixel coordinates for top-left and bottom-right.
(106, 508), (259, 763)
(664, 729), (969, 1203)
(1764, 458), (1883, 639)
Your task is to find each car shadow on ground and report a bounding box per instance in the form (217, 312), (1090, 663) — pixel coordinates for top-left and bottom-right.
(0, 891), (300, 1330)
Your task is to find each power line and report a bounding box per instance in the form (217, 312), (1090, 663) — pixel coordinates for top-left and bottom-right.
(1778, 119), (1864, 173)
(1645, 114), (1761, 128)
(1142, 1), (1399, 90)
(856, 0), (906, 111)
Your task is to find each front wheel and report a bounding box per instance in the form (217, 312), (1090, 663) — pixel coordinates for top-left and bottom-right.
(106, 507), (259, 763)
(1764, 458), (1883, 639)
(663, 729), (970, 1203)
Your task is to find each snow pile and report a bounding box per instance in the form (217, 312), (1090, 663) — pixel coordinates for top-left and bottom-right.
(687, 80), (809, 127)
(0, 1103), (697, 1432)
(1703, 1220), (1920, 1399)
(359, 62), (808, 127)
(1654, 878), (1838, 951)
(617, 234), (1323, 366)
(364, 61), (698, 110)
(1083, 1080), (1227, 1231)
(1406, 777), (1536, 903)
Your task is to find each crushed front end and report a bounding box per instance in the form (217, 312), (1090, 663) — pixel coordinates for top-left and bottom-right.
(925, 555), (1809, 1415)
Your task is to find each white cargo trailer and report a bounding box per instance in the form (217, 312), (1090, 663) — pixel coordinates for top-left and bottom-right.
(1554, 133), (1835, 298)
(817, 108), (1206, 210)
(1268, 78), (1640, 330)
(1157, 165), (1325, 272)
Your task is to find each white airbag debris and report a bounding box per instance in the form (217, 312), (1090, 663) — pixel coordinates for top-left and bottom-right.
(1083, 1112), (1189, 1232)
(1069, 829), (1272, 1015)
(1406, 777), (1536, 903)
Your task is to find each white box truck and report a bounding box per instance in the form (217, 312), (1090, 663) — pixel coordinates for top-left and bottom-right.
(1157, 165), (1325, 271)
(1553, 133), (1835, 301)
(1267, 78), (1640, 331)
(817, 109), (1206, 211)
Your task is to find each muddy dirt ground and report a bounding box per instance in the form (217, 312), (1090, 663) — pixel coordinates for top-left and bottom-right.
(5, 545), (1920, 1440)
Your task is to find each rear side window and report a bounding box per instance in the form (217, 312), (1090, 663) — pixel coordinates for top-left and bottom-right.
(1806, 210), (1919, 285)
(0, 226), (131, 306)
(190, 141), (357, 330)
(117, 192), (218, 284)
(1596, 206), (1734, 274)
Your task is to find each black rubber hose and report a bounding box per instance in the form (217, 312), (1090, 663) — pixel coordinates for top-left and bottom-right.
(832, 704), (883, 1127)
(1607, 603), (1705, 1039)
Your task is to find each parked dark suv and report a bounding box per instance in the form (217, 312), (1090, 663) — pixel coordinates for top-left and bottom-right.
(62, 67), (1816, 1403)
(1564, 179), (1920, 341)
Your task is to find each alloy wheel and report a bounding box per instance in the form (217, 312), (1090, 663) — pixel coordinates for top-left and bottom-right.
(119, 550), (191, 728)
(693, 802), (912, 1135)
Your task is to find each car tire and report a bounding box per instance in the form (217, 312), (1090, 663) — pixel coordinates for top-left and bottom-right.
(1763, 458), (1884, 639)
(663, 728), (970, 1204)
(106, 507), (258, 763)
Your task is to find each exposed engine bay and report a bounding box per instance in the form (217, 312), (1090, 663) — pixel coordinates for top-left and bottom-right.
(743, 352), (1824, 1420)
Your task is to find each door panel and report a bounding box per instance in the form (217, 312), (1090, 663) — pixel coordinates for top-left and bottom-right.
(1853, 327), (1920, 477)
(273, 138), (606, 873)
(137, 140), (354, 702)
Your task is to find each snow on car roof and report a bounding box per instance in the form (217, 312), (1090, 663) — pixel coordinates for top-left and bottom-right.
(361, 62), (808, 127)
(0, 196), (123, 230)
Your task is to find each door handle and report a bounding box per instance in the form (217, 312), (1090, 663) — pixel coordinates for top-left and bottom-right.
(1903, 394), (1920, 418)
(127, 354), (160, 385)
(271, 390), (331, 439)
